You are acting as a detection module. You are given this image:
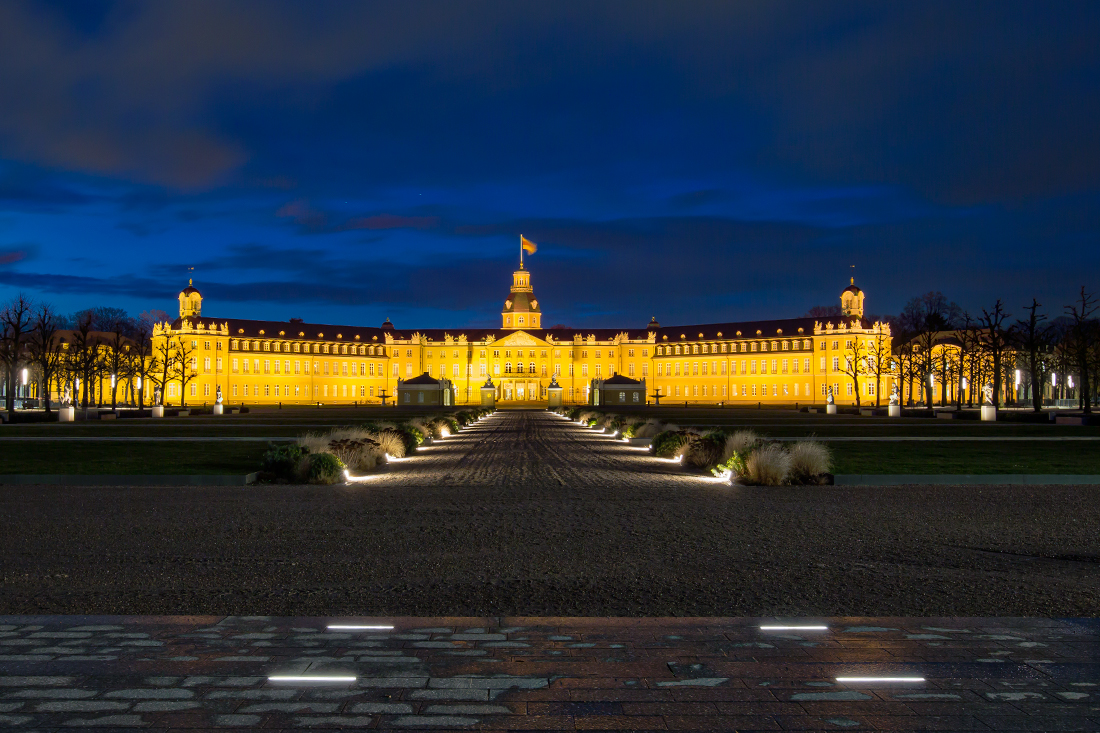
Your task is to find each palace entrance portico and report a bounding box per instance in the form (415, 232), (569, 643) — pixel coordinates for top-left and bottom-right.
(489, 330), (555, 405)
(498, 378), (544, 403)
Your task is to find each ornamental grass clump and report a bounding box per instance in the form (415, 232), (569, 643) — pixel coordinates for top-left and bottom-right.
(684, 432), (727, 468)
(652, 430), (693, 459)
(635, 418), (677, 438)
(327, 437), (383, 473)
(745, 443), (792, 486)
(787, 440), (832, 483)
(722, 430), (760, 462)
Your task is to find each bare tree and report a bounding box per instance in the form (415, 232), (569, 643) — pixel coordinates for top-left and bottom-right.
(899, 292), (962, 408)
(1011, 299), (1056, 412)
(169, 337), (198, 407)
(66, 311), (100, 410)
(978, 300), (1012, 407)
(27, 304), (64, 414)
(103, 314), (134, 409)
(0, 293), (34, 412)
(1064, 287), (1098, 414)
(127, 313), (159, 411)
(840, 336), (869, 407)
(867, 327), (892, 408)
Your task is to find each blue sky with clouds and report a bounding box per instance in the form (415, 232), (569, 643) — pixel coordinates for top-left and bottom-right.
(0, 1), (1098, 328)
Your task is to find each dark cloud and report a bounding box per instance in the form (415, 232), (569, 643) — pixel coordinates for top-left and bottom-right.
(0, 2), (1096, 326)
(0, 246), (35, 265)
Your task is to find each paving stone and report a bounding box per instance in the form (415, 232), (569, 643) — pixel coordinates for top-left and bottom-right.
(104, 688), (195, 699)
(214, 713), (261, 725)
(238, 702), (340, 712)
(294, 715), (374, 727)
(205, 689), (299, 700)
(132, 700), (204, 712)
(4, 687), (97, 698)
(391, 714), (478, 727)
(408, 689), (490, 701)
(36, 700), (132, 712)
(348, 702), (415, 713)
(422, 704), (513, 715)
(0, 714), (32, 726)
(61, 713), (147, 726)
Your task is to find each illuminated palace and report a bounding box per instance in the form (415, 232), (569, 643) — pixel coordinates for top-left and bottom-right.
(154, 264), (892, 406)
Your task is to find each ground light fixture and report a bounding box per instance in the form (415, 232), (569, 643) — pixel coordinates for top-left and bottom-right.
(268, 675), (357, 683)
(836, 677), (925, 683)
(327, 624), (394, 631)
(759, 625), (828, 631)
(343, 470), (377, 483)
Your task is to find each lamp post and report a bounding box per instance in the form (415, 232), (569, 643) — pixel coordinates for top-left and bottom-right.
(21, 368), (28, 406)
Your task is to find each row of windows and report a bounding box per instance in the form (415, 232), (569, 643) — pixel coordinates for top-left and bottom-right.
(231, 359), (387, 376)
(656, 339), (814, 356)
(656, 358), (816, 377)
(230, 340), (388, 356)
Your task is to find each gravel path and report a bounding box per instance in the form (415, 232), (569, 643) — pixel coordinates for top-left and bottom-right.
(2, 410), (1099, 616)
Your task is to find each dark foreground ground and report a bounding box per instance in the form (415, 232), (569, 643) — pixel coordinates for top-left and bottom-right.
(1, 615), (1097, 731)
(2, 411), (1098, 617)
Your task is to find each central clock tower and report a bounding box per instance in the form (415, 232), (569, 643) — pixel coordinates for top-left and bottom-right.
(501, 263), (542, 329)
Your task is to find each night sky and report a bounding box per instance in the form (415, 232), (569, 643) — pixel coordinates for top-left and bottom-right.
(1, 2), (1098, 329)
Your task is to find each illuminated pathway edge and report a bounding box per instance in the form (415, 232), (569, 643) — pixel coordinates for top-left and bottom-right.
(0, 616), (1097, 730)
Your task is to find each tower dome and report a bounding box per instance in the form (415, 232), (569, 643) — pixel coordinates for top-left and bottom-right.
(501, 263), (542, 329)
(178, 280), (202, 318)
(840, 277), (865, 318)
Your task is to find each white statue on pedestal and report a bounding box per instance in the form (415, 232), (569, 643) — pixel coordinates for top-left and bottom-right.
(982, 384), (994, 406)
(154, 386), (162, 406)
(889, 385), (899, 406)
(826, 386), (835, 405)
(215, 385), (223, 405)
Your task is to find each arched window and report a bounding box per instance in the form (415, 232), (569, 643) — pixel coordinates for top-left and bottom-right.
(505, 362), (512, 373)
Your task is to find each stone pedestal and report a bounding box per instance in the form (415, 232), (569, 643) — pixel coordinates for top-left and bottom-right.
(888, 405), (901, 417)
(213, 404), (224, 415)
(826, 404), (837, 415)
(547, 386), (563, 408)
(981, 405), (997, 422)
(152, 405), (164, 418)
(480, 386), (496, 408)
(58, 406), (75, 422)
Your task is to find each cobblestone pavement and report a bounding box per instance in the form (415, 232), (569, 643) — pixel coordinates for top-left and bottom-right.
(1, 615), (1098, 731)
(379, 410), (698, 490)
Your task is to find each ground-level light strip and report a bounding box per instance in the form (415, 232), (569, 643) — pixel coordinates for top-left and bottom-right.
(759, 625), (828, 631)
(268, 675), (357, 683)
(327, 624), (395, 631)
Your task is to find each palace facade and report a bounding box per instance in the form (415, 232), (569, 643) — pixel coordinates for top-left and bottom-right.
(152, 264), (894, 407)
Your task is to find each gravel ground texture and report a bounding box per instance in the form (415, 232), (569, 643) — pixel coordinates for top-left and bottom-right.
(2, 410), (1098, 617)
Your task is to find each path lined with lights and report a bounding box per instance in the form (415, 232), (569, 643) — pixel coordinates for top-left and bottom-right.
(0, 615), (1092, 731)
(376, 409), (698, 489)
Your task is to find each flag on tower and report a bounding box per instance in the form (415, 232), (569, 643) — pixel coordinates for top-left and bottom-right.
(520, 235), (538, 255)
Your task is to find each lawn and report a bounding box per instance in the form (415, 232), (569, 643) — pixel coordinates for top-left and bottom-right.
(830, 440), (1100, 474)
(0, 440), (265, 474)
